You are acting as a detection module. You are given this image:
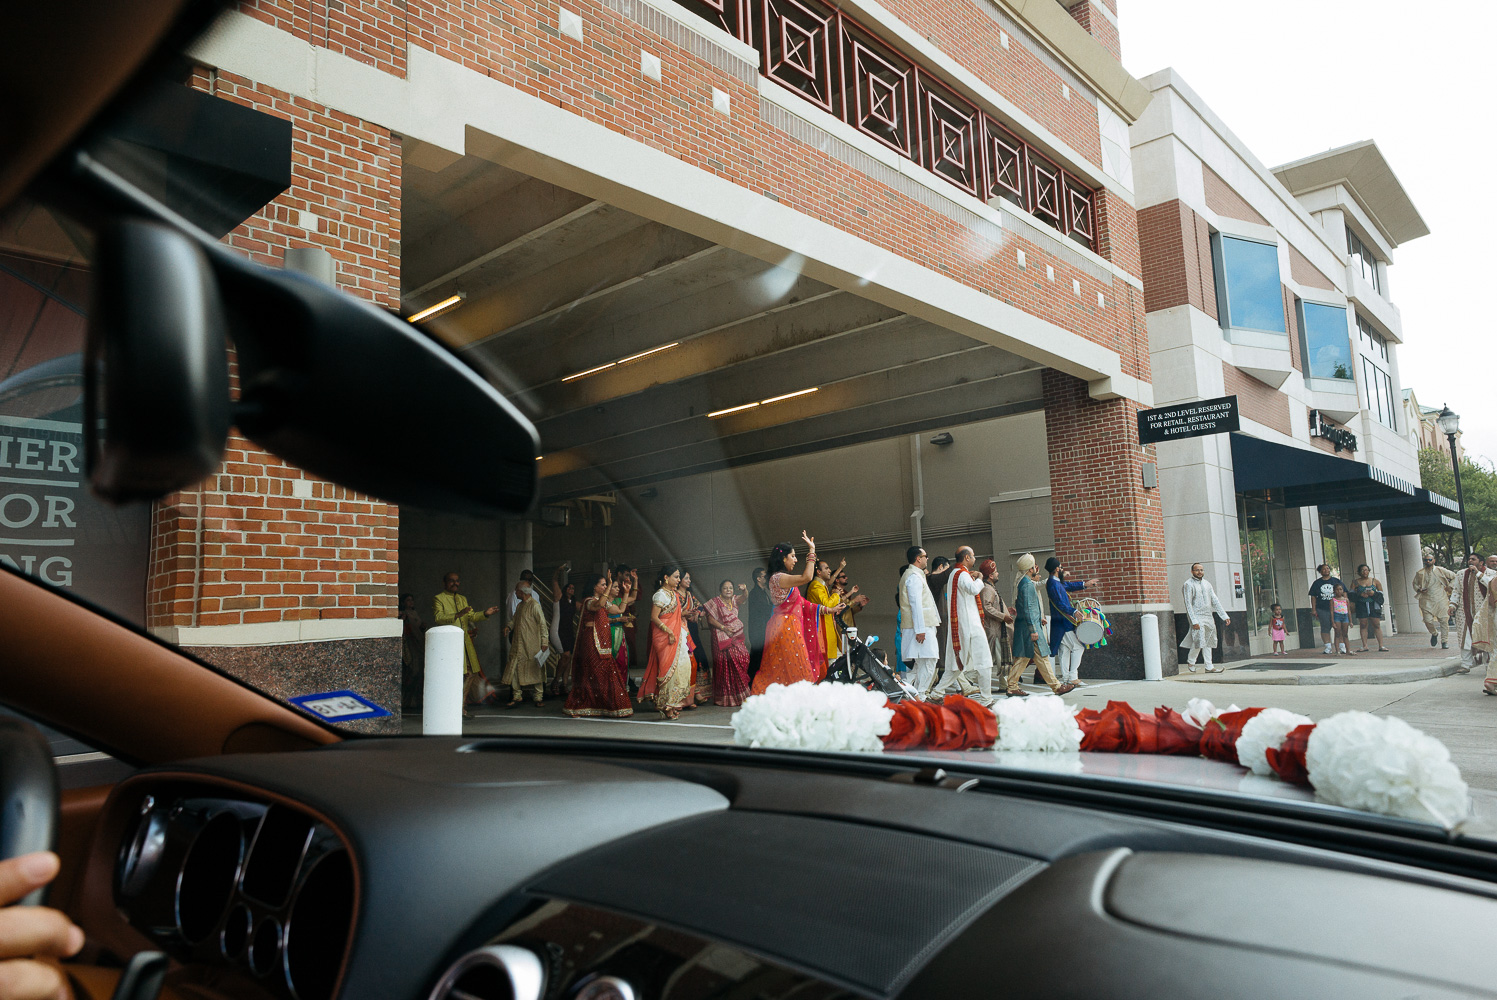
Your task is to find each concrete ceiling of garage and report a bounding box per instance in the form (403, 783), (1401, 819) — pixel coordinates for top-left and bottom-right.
(402, 148), (1043, 501)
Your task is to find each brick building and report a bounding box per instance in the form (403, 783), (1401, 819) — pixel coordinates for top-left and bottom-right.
(1, 0), (1183, 713)
(1131, 70), (1457, 657)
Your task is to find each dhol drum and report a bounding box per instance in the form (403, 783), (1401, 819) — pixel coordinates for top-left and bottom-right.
(1073, 599), (1106, 646)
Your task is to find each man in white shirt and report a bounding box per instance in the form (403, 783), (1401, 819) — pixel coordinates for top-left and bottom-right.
(934, 546), (996, 705)
(898, 546), (941, 697)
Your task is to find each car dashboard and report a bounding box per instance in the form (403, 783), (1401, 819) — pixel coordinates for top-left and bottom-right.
(87, 737), (1497, 1000)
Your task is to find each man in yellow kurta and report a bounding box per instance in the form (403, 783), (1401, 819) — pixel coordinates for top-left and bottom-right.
(433, 572), (500, 707)
(501, 578), (550, 706)
(807, 557), (859, 664)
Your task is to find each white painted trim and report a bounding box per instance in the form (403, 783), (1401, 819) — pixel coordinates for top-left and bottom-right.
(152, 618), (403, 647)
(628, 0), (759, 66)
(990, 487), (1053, 502)
(1103, 602), (1175, 613)
(0, 415), (79, 432)
(828, 0), (1131, 203)
(188, 13), (1149, 406)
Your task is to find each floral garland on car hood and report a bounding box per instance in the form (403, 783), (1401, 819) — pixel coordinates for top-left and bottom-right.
(730, 685), (1469, 828)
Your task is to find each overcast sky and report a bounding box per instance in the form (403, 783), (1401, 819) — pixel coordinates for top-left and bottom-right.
(1121, 0), (1495, 467)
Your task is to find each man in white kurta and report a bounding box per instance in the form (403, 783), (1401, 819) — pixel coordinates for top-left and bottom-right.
(934, 547), (995, 705)
(1451, 553), (1495, 673)
(1412, 547), (1456, 649)
(898, 546), (941, 697)
(1181, 563), (1231, 672)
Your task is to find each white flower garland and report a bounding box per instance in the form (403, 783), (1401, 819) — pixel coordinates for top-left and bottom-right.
(1305, 711), (1469, 828)
(991, 697), (1083, 752)
(1235, 708), (1312, 776)
(730, 681), (892, 752)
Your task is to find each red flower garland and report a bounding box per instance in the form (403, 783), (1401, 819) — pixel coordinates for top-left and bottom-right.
(1074, 701), (1204, 755)
(1198, 707), (1266, 763)
(881, 695), (996, 751)
(1265, 722), (1315, 786)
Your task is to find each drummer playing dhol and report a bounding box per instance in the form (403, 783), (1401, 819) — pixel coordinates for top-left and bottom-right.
(1044, 557), (1101, 687)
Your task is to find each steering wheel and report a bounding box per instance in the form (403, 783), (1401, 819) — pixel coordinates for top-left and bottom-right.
(0, 716), (58, 906)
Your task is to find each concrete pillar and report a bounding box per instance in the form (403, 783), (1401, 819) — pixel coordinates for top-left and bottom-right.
(1386, 532), (1421, 637)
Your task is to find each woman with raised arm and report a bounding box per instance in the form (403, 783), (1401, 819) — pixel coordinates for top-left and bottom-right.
(751, 531), (845, 694)
(563, 572), (634, 718)
(639, 565), (694, 719)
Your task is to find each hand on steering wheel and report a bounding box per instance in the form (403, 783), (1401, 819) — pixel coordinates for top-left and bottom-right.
(0, 851), (82, 1000)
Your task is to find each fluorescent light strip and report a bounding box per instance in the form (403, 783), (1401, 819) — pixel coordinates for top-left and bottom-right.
(407, 293), (465, 324)
(708, 386), (820, 419)
(562, 362), (617, 383)
(759, 387), (819, 405)
(617, 342), (679, 365)
(707, 401), (761, 419)
(562, 342), (681, 383)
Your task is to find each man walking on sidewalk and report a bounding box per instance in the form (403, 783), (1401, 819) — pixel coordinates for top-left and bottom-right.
(1182, 563), (1231, 672)
(1413, 548), (1456, 649)
(1453, 552), (1495, 674)
(935, 546), (996, 705)
(898, 547), (942, 696)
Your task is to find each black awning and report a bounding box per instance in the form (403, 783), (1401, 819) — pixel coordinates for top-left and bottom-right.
(1320, 486), (1460, 526)
(1380, 513), (1463, 536)
(1230, 433), (1417, 509)
(91, 82), (292, 238)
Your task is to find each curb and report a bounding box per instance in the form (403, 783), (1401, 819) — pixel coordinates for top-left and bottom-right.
(1172, 659), (1465, 686)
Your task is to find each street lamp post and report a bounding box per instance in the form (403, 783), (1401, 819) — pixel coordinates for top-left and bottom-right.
(1436, 405), (1471, 560)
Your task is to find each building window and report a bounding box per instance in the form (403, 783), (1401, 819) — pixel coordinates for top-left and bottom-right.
(1362, 355), (1397, 430)
(1356, 313), (1388, 360)
(1298, 300), (1353, 380)
(1346, 226), (1382, 294)
(1238, 496), (1280, 633)
(1211, 235), (1286, 334)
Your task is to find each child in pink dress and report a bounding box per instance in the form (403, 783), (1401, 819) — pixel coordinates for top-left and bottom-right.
(1268, 603), (1287, 656)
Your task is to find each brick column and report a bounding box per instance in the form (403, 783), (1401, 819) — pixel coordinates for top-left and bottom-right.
(144, 66), (404, 730)
(1043, 370), (1172, 677)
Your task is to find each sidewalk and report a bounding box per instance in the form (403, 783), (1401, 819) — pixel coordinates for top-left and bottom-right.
(1166, 629), (1465, 686)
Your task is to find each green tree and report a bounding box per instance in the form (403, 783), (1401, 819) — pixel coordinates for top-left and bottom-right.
(1418, 448), (1497, 565)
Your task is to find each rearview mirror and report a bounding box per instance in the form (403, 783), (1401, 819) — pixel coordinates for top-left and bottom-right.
(60, 153), (539, 517)
(210, 246), (539, 516)
(86, 219), (230, 502)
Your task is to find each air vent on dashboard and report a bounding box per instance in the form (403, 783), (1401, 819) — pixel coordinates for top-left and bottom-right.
(427, 945), (545, 1000)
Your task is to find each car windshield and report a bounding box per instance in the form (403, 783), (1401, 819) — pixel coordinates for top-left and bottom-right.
(4, 0), (1495, 835)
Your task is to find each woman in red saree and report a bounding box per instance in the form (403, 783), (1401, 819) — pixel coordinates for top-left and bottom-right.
(638, 565), (694, 719)
(751, 531), (844, 695)
(563, 572), (634, 718)
(704, 580), (752, 706)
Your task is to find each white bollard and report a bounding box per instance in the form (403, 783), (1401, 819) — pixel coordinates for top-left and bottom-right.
(1140, 612), (1162, 681)
(423, 625), (466, 735)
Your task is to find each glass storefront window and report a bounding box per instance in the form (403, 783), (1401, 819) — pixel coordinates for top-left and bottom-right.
(1320, 519), (1340, 579)
(1237, 496), (1278, 632)
(0, 200), (150, 624)
(1300, 301), (1353, 381)
(1213, 235), (1287, 334)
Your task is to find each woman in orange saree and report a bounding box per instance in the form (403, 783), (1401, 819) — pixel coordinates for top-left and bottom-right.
(751, 531), (843, 695)
(638, 565), (694, 719)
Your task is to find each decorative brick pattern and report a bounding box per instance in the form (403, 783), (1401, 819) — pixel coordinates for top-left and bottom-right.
(1222, 362), (1292, 435)
(1202, 164), (1267, 226)
(1288, 242), (1336, 291)
(1043, 370), (1168, 606)
(235, 0), (408, 75)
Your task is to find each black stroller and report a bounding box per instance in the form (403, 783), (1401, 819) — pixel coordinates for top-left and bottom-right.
(823, 614), (922, 701)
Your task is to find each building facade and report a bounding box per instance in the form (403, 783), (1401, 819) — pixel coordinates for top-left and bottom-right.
(1403, 388), (1463, 462)
(0, 0), (1187, 722)
(1131, 70), (1456, 656)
